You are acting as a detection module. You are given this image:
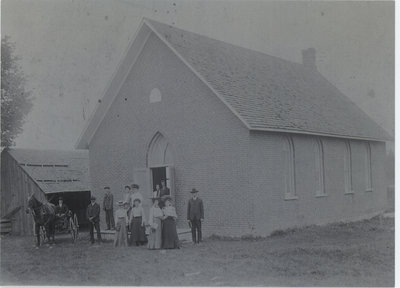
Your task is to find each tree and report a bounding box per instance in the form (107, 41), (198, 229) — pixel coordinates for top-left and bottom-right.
(1, 36), (33, 147)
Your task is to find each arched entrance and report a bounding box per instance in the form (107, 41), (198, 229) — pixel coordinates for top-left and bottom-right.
(147, 132), (174, 196)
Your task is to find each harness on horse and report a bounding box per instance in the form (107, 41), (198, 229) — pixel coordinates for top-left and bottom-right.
(29, 201), (54, 226)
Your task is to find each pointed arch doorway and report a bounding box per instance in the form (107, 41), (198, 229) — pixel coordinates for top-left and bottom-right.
(147, 132), (174, 197)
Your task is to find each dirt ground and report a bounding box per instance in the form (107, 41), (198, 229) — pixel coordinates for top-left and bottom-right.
(0, 215), (394, 286)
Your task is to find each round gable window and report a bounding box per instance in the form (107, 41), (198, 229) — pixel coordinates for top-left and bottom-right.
(149, 88), (162, 103)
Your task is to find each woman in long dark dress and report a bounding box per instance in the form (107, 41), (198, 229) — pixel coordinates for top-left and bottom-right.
(161, 198), (179, 249)
(129, 199), (147, 246)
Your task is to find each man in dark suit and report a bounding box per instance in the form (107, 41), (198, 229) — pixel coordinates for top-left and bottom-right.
(160, 179), (170, 197)
(159, 179), (171, 208)
(55, 196), (69, 230)
(55, 196), (69, 216)
(87, 196), (102, 244)
(103, 186), (115, 230)
(187, 188), (204, 244)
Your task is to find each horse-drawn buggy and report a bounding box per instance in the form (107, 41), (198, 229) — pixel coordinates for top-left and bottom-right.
(27, 194), (79, 247)
(54, 209), (79, 240)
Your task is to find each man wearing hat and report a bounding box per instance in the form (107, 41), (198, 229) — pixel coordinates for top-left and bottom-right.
(55, 196), (69, 230)
(159, 179), (170, 198)
(159, 179), (171, 208)
(103, 186), (115, 230)
(187, 188), (204, 244)
(87, 196), (102, 244)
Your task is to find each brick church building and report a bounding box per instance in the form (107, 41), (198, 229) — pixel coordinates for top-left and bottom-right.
(76, 18), (389, 237)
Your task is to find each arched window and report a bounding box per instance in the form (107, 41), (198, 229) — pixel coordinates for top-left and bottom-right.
(315, 138), (326, 197)
(149, 88), (162, 103)
(344, 141), (353, 194)
(146, 132), (175, 200)
(365, 142), (373, 192)
(283, 136), (297, 200)
(147, 132), (173, 167)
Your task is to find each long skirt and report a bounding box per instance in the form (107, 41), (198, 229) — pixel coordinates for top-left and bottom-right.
(114, 218), (128, 247)
(147, 218), (162, 250)
(162, 217), (179, 249)
(130, 216), (147, 245)
(126, 207), (132, 227)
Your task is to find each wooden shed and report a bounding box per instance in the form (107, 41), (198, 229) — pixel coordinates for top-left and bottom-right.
(1, 148), (90, 235)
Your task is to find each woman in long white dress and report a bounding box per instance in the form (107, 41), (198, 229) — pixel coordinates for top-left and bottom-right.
(147, 198), (163, 250)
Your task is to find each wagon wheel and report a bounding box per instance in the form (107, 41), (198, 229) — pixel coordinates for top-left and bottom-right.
(69, 216), (76, 242)
(73, 213), (79, 241)
(69, 213), (79, 243)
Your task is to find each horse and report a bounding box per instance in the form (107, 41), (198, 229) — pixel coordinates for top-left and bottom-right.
(26, 194), (56, 247)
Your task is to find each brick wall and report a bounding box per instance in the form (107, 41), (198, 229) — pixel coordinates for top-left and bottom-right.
(249, 132), (387, 236)
(88, 32), (252, 236)
(87, 30), (387, 237)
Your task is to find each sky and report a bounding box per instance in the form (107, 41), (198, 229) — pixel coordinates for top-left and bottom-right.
(1, 0), (394, 150)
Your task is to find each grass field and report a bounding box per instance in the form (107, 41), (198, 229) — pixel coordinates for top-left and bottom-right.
(0, 215), (394, 286)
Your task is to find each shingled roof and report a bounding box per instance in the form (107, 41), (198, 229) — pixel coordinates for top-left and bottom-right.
(7, 148), (90, 193)
(76, 18), (389, 148)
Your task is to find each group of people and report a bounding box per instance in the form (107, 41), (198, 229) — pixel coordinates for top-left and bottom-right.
(86, 180), (204, 249)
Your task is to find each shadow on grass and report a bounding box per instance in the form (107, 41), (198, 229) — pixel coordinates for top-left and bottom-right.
(208, 214), (393, 241)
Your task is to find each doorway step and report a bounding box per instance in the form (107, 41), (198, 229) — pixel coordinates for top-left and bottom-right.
(99, 228), (191, 242)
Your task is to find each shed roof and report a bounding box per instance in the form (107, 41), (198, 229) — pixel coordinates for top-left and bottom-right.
(76, 18), (390, 148)
(7, 148), (90, 194)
